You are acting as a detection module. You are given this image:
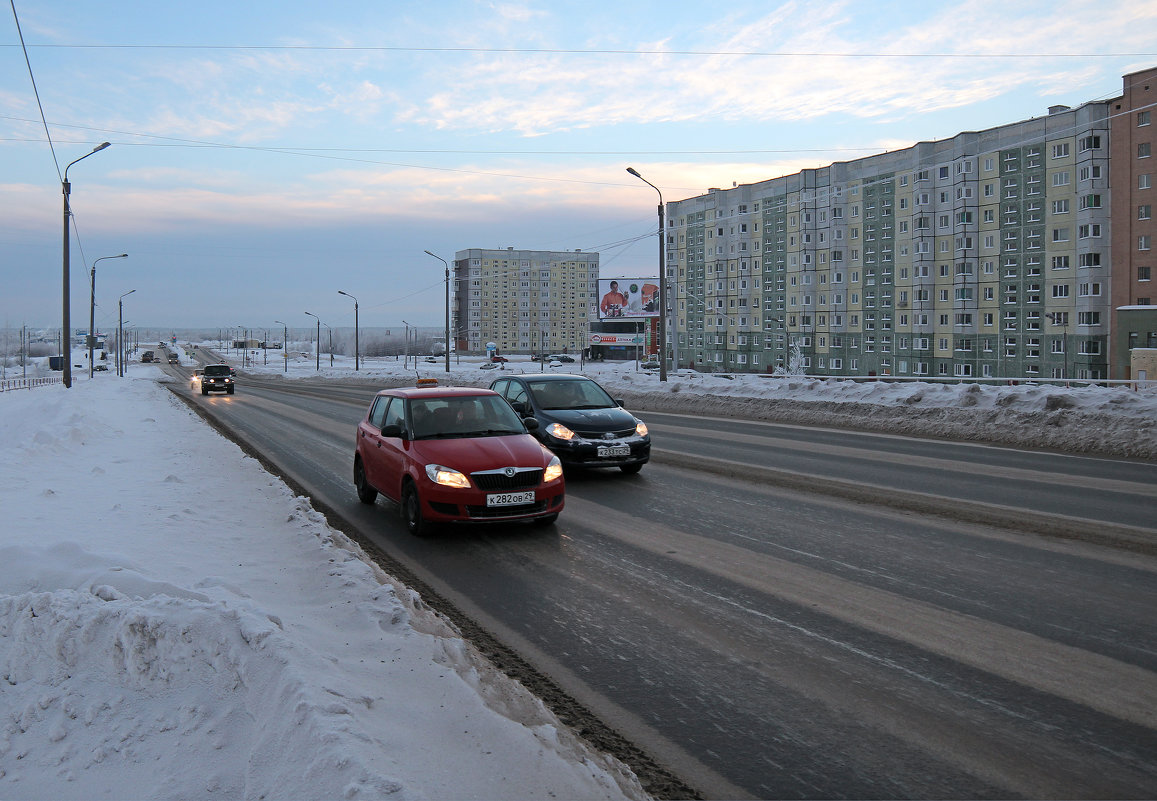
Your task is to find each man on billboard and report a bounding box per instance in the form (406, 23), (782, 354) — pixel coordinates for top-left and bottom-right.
(600, 280), (629, 317)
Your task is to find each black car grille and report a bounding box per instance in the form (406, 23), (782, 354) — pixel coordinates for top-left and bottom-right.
(576, 427), (637, 440)
(471, 468), (543, 490)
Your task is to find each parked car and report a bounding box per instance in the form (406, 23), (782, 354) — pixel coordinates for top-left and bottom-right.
(191, 364), (235, 395)
(489, 374), (649, 474)
(490, 355), (509, 363)
(547, 354), (575, 363)
(640, 359), (661, 370)
(353, 383), (564, 535)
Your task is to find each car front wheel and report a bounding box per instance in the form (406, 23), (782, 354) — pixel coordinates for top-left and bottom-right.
(354, 457), (377, 504)
(619, 463), (643, 474)
(401, 482), (430, 537)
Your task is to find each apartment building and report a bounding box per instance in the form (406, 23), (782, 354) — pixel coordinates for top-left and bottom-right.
(1109, 67), (1157, 377)
(667, 66), (1157, 379)
(453, 247), (600, 355)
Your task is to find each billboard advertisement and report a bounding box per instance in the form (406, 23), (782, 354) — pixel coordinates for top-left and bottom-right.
(598, 278), (659, 320)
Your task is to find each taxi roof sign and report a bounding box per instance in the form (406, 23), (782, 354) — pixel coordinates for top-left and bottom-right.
(415, 377), (439, 388)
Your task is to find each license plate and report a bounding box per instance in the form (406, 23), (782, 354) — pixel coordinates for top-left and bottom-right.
(486, 491), (536, 507)
(597, 445), (630, 457)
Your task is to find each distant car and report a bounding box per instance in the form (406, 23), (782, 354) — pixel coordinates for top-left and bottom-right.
(191, 364), (235, 395)
(94, 363), (109, 372)
(141, 350), (155, 363)
(490, 355), (509, 363)
(530, 353), (550, 362)
(353, 383), (564, 536)
(640, 359), (660, 370)
(167, 353), (180, 364)
(479, 362), (500, 370)
(489, 374), (649, 474)
(547, 354), (575, 363)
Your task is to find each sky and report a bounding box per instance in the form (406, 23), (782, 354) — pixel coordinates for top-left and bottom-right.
(3, 1), (1157, 335)
(2, 348), (1154, 797)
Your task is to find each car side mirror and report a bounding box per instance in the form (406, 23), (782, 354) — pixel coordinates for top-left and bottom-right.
(510, 401), (526, 414)
(614, 398), (626, 407)
(523, 418), (540, 432)
(380, 423), (404, 438)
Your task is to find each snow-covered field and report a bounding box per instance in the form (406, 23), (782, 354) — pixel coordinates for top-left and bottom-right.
(1, 349), (1153, 800)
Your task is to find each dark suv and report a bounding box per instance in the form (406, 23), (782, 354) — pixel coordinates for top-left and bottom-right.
(489, 374), (649, 473)
(193, 364), (235, 395)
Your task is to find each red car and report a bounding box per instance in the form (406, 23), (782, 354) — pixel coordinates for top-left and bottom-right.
(353, 384), (564, 535)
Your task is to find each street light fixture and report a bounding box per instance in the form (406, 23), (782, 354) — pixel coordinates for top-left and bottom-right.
(118, 289), (135, 377)
(63, 142), (112, 388)
(304, 312), (321, 371)
(626, 167), (667, 382)
(338, 290), (359, 371)
(274, 320), (288, 373)
(423, 251), (451, 374)
(89, 253), (127, 378)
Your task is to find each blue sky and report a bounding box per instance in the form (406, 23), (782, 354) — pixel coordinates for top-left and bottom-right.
(3, 1), (1156, 333)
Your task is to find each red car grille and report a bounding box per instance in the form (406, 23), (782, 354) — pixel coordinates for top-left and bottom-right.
(471, 469), (543, 491)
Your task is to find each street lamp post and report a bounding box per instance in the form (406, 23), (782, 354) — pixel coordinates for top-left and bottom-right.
(117, 289), (135, 377)
(338, 290), (359, 371)
(89, 253), (127, 378)
(304, 312), (320, 370)
(63, 142), (112, 388)
(322, 323), (333, 366)
(626, 167), (667, 382)
(423, 251), (451, 373)
(274, 320), (288, 373)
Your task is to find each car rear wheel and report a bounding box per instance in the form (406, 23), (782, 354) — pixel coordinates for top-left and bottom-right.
(401, 482), (430, 537)
(619, 463), (643, 474)
(354, 457), (377, 504)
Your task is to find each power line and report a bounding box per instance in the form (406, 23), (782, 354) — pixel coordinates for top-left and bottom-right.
(4, 43), (1155, 59)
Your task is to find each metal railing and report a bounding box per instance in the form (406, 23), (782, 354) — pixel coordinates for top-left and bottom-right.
(0, 376), (64, 392)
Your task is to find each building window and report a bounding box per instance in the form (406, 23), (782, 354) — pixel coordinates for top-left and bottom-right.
(1079, 135), (1101, 151)
(1142, 235), (1153, 252)
(1141, 174), (1152, 190)
(1140, 266), (1152, 281)
(1140, 143), (1153, 159)
(1140, 205), (1152, 221)
(1140, 110), (1152, 127)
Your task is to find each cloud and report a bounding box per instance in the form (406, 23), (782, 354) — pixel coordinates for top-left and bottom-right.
(398, 1), (1157, 135)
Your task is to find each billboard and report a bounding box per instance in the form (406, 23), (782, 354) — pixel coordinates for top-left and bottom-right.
(597, 278), (659, 320)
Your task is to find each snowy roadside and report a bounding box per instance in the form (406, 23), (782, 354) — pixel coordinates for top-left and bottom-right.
(0, 375), (647, 801)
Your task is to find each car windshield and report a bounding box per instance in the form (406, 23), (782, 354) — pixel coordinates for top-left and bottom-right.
(527, 379), (615, 410)
(410, 395), (526, 439)
(203, 365), (231, 376)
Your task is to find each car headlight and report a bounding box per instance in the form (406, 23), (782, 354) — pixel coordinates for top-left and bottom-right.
(543, 455), (563, 483)
(546, 422), (575, 441)
(425, 464), (471, 488)
(635, 420), (649, 437)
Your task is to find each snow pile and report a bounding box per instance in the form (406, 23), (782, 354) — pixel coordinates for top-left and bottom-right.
(0, 377), (645, 801)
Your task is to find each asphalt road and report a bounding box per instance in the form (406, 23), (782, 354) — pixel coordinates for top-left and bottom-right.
(167, 363), (1157, 799)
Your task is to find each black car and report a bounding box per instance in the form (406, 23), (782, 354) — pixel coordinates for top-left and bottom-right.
(192, 363), (235, 395)
(489, 374), (649, 473)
